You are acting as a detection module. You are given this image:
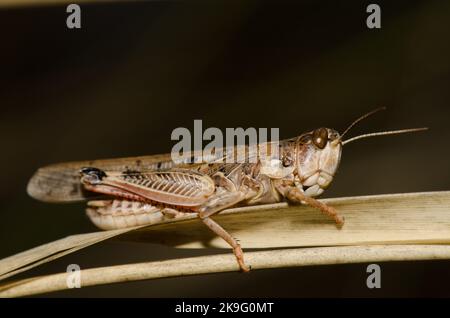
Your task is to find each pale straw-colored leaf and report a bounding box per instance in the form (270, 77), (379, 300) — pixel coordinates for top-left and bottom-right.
(0, 191), (449, 297)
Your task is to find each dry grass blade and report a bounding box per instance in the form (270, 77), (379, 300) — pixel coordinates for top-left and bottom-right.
(2, 245), (450, 297)
(0, 228), (142, 281)
(0, 191), (449, 297)
(123, 191), (450, 248)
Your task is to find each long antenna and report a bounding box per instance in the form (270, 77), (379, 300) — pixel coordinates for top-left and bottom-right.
(340, 106), (386, 140)
(342, 127), (428, 146)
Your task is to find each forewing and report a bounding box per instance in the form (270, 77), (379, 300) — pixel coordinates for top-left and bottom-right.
(27, 153), (174, 203)
(27, 141), (279, 203)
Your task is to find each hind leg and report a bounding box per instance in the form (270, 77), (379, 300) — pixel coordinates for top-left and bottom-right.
(195, 190), (250, 272)
(196, 176), (261, 272)
(195, 172), (263, 272)
(201, 216), (250, 272)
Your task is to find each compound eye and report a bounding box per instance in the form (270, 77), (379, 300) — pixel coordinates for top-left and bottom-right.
(312, 128), (328, 149)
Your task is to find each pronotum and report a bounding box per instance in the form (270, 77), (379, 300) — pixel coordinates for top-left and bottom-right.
(27, 107), (427, 272)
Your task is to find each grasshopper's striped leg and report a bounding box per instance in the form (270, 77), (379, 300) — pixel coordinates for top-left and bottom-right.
(296, 190), (345, 227)
(201, 216), (251, 273)
(276, 183), (344, 227)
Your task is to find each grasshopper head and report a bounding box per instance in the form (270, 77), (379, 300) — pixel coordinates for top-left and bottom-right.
(294, 107), (428, 198)
(295, 127), (342, 197)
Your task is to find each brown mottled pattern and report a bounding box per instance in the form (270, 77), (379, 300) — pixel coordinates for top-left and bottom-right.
(26, 141), (285, 203)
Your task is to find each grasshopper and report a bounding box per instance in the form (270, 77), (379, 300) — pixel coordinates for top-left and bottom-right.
(27, 108), (426, 272)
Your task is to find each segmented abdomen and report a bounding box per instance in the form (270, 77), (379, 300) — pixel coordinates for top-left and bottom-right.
(86, 200), (191, 230)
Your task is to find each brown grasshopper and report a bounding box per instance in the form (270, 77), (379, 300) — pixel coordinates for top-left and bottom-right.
(27, 108), (426, 272)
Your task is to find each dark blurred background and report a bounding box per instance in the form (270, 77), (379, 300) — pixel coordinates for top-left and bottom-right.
(0, 0), (449, 297)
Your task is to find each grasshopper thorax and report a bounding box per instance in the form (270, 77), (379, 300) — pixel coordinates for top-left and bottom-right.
(295, 128), (342, 197)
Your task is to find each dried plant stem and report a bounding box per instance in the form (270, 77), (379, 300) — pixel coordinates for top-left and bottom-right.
(2, 244), (450, 297)
(1, 191), (449, 297)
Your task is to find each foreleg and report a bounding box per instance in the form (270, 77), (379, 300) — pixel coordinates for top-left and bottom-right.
(275, 182), (344, 227)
